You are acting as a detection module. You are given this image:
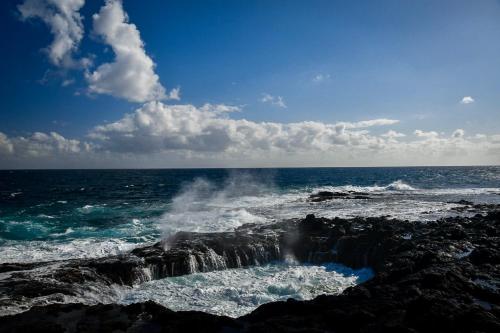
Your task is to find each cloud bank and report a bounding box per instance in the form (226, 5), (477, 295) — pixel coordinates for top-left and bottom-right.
(1, 103), (499, 168)
(89, 102), (398, 154)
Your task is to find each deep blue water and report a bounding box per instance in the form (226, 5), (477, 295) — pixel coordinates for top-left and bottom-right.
(1, 166), (499, 262)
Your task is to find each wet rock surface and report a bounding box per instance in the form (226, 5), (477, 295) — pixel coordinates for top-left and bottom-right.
(1, 207), (500, 332)
(309, 190), (371, 202)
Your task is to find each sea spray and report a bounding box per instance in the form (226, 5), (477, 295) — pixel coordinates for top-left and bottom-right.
(160, 172), (275, 236)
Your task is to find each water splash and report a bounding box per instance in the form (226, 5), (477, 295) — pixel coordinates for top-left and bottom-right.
(160, 173), (273, 235)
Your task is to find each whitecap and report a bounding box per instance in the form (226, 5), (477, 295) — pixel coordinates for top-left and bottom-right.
(50, 228), (75, 237)
(37, 214), (56, 219)
(384, 180), (416, 191)
(77, 204), (108, 213)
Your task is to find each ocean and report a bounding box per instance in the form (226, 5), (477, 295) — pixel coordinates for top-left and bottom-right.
(1, 166), (499, 316)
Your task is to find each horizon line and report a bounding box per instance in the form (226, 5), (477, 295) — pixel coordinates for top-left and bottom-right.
(1, 164), (499, 171)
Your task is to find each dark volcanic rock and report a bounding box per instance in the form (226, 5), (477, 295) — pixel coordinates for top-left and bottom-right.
(1, 207), (500, 332)
(0, 226), (288, 315)
(309, 190), (371, 202)
(0, 301), (239, 333)
(131, 229), (283, 278)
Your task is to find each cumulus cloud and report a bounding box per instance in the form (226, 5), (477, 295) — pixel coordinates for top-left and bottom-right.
(85, 0), (168, 102)
(0, 133), (14, 155)
(167, 87), (181, 100)
(452, 129), (465, 139)
(414, 129), (439, 139)
(18, 0), (88, 69)
(260, 93), (287, 108)
(87, 102), (406, 155)
(2, 117), (500, 168)
(0, 131), (89, 158)
(81, 105), (499, 167)
(460, 96), (475, 104)
(85, 103), (500, 167)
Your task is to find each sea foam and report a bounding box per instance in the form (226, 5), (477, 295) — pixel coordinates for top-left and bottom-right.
(119, 262), (374, 317)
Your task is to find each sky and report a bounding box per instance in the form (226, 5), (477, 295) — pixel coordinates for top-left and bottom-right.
(1, 0), (499, 168)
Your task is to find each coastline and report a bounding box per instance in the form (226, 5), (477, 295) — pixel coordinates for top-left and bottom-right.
(1, 203), (499, 332)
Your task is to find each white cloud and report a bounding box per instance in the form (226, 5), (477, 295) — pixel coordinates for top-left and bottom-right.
(85, 104), (499, 167)
(199, 104), (242, 114)
(2, 114), (500, 168)
(80, 105), (499, 167)
(460, 96), (475, 104)
(88, 102), (398, 154)
(85, 0), (168, 103)
(18, 0), (88, 69)
(342, 119), (399, 129)
(0, 133), (14, 155)
(381, 130), (406, 138)
(452, 129), (465, 139)
(414, 129), (439, 139)
(312, 73), (330, 83)
(0, 131), (89, 158)
(168, 87), (181, 100)
(260, 93), (287, 108)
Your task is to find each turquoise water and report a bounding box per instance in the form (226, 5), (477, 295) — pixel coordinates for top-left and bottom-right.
(1, 166), (499, 262)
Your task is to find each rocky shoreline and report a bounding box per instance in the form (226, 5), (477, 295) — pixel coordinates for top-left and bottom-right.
(1, 204), (500, 332)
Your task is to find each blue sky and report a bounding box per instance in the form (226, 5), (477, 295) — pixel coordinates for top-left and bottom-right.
(1, 0), (499, 168)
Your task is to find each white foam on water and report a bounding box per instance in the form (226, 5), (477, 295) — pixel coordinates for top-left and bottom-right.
(160, 177), (500, 235)
(0, 238), (144, 264)
(311, 179), (416, 193)
(384, 180), (416, 191)
(77, 204), (108, 213)
(49, 228), (75, 237)
(118, 262), (374, 318)
(314, 182), (500, 196)
(37, 214), (56, 219)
